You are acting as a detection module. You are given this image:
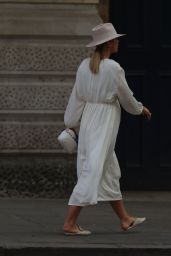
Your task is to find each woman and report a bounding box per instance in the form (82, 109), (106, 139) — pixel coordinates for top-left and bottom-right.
(63, 23), (151, 235)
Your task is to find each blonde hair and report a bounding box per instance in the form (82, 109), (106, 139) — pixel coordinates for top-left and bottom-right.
(89, 42), (107, 74)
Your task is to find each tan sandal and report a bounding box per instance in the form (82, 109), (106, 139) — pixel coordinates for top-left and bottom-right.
(125, 217), (146, 231)
(64, 224), (91, 236)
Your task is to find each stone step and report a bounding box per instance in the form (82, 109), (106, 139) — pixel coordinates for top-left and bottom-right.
(0, 39), (91, 72)
(0, 120), (65, 150)
(0, 81), (73, 111)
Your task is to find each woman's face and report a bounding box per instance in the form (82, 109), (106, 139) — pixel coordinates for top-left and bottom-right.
(108, 38), (119, 53)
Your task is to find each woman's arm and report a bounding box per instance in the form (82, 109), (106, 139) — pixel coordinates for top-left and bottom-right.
(116, 68), (143, 114)
(64, 72), (85, 128)
(116, 67), (151, 119)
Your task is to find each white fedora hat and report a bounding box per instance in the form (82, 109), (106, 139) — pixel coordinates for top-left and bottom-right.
(86, 23), (125, 47)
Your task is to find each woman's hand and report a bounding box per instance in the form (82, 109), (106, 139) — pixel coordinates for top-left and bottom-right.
(68, 127), (78, 135)
(142, 106), (152, 120)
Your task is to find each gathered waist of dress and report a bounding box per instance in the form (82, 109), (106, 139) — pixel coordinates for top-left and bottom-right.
(85, 99), (119, 105)
(84, 94), (118, 105)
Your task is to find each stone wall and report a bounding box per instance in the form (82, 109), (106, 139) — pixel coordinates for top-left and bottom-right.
(0, 1), (101, 197)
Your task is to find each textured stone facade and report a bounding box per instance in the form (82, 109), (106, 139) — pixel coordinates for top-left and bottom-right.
(0, 41), (91, 72)
(0, 1), (101, 197)
(0, 156), (77, 198)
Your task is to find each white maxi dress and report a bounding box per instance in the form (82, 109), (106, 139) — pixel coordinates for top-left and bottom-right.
(64, 58), (143, 206)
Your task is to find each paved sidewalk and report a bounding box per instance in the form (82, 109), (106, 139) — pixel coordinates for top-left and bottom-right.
(0, 192), (171, 256)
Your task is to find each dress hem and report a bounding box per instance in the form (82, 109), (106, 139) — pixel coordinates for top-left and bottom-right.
(68, 196), (122, 207)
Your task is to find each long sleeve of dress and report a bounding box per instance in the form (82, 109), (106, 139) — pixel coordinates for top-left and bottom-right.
(64, 73), (85, 128)
(116, 68), (143, 115)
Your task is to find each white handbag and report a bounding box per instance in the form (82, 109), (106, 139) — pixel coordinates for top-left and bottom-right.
(57, 128), (78, 154)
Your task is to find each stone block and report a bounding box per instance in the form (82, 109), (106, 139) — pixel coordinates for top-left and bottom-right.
(0, 40), (92, 72)
(0, 156), (77, 198)
(0, 3), (101, 36)
(0, 121), (65, 151)
(0, 79), (73, 111)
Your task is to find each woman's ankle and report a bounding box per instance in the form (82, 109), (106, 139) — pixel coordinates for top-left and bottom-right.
(63, 222), (75, 230)
(120, 215), (130, 222)
(120, 216), (135, 230)
(121, 214), (135, 221)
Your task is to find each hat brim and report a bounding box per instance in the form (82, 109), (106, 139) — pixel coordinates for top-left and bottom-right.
(86, 34), (126, 48)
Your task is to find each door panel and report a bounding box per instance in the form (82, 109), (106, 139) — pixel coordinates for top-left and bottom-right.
(109, 0), (171, 189)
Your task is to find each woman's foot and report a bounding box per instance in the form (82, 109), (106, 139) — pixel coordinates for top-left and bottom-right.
(63, 224), (91, 235)
(120, 216), (146, 231)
